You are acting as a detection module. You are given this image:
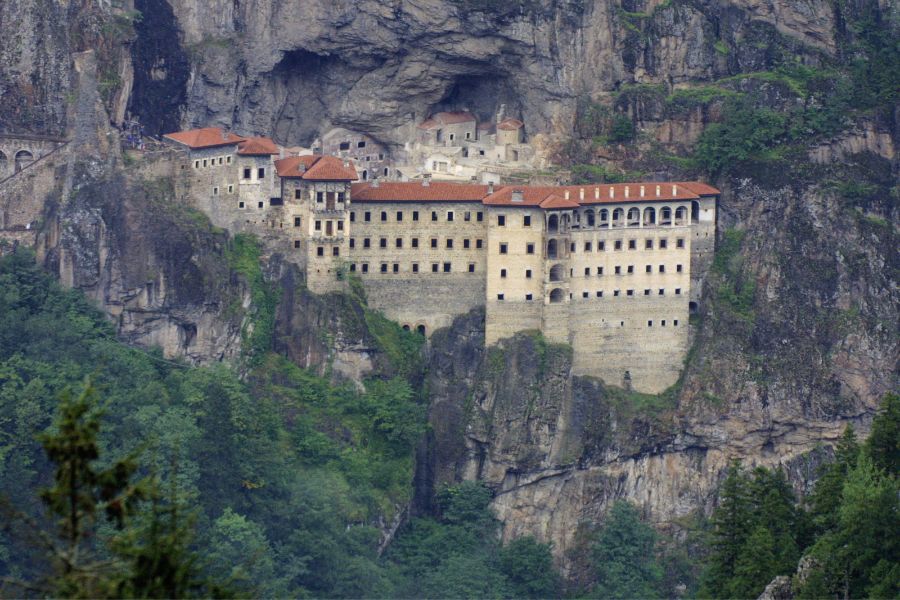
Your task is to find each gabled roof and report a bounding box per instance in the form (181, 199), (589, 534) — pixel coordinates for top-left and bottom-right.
(163, 127), (245, 149)
(417, 111), (477, 130)
(351, 181), (494, 203)
(539, 194), (580, 209)
(275, 155), (358, 181)
(497, 118), (524, 131)
(676, 181), (720, 196)
(484, 182), (713, 206)
(237, 137), (279, 155)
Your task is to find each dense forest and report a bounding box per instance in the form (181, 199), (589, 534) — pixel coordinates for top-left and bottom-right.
(0, 251), (897, 598)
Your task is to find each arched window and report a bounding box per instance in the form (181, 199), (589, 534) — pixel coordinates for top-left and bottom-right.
(14, 150), (33, 174)
(612, 208), (624, 228)
(402, 324), (411, 331)
(549, 263), (566, 282)
(627, 207), (640, 227)
(383, 167), (389, 177)
(585, 209), (595, 227)
(660, 206), (672, 226)
(599, 209), (609, 227)
(547, 214), (559, 234)
(643, 207), (656, 226)
(549, 288), (565, 303)
(416, 324), (426, 336)
(675, 206), (688, 226)
(362, 169), (368, 181)
(691, 200), (700, 224)
(547, 239), (558, 259)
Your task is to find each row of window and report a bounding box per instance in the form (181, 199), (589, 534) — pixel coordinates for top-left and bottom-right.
(494, 290), (683, 300)
(579, 238), (685, 251)
(581, 264), (684, 276)
(351, 210), (484, 223)
(347, 262), (478, 274)
(349, 237), (485, 250)
(193, 155), (232, 169)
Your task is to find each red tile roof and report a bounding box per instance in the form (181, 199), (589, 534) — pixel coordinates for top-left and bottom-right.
(351, 181), (494, 202)
(677, 181), (720, 196)
(238, 137), (279, 155)
(483, 183), (709, 206)
(497, 118), (524, 131)
(539, 194), (580, 209)
(417, 111), (477, 129)
(163, 127), (245, 149)
(275, 155), (358, 181)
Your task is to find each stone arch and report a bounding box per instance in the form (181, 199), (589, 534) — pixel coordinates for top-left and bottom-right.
(612, 208), (624, 228)
(691, 200), (700, 224)
(660, 206), (672, 226)
(402, 324), (411, 331)
(549, 263), (566, 282)
(627, 207), (640, 227)
(675, 206), (688, 226)
(547, 214), (559, 234)
(549, 288), (565, 303)
(599, 209), (609, 227)
(585, 209), (595, 227)
(547, 238), (559, 259)
(362, 169), (368, 181)
(643, 207), (656, 226)
(14, 150), (34, 173)
(416, 324), (426, 336)
(383, 167), (389, 177)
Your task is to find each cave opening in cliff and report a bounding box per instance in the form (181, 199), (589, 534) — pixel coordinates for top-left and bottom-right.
(434, 73), (520, 124)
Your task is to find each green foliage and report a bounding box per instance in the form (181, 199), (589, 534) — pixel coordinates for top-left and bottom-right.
(693, 97), (788, 174)
(699, 461), (753, 598)
(571, 163), (645, 184)
(865, 392), (899, 474)
(591, 501), (664, 599)
(225, 234), (280, 363)
(711, 229), (756, 322)
(498, 536), (559, 598)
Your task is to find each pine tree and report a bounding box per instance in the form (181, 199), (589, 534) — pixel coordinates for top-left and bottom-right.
(865, 393), (899, 475)
(749, 467), (799, 576)
(808, 425), (859, 535)
(699, 461), (752, 598)
(591, 501), (663, 599)
(730, 525), (778, 598)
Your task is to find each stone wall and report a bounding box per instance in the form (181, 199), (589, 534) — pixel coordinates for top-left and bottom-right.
(0, 142), (68, 249)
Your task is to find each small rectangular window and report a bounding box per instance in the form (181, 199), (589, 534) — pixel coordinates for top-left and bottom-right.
(381, 263), (388, 273)
(315, 220), (322, 231)
(659, 239), (668, 249)
(476, 239), (483, 249)
(316, 192), (324, 203)
(676, 264), (683, 273)
(333, 247), (340, 257)
(614, 290), (620, 297)
(526, 269), (532, 279)
(295, 189), (303, 200)
(584, 267), (590, 276)
(432, 211), (438, 222)
(413, 211), (419, 221)
(227, 185), (234, 194)
(499, 243), (508, 254)
(646, 265), (652, 273)
(194, 160), (200, 169)
(443, 262), (451, 273)
(364, 238), (371, 248)
(317, 246), (324, 257)
(258, 201), (263, 208)
(599, 241), (605, 251)
(500, 269), (507, 278)
(447, 211), (454, 222)
(362, 263), (369, 273)
(526, 293), (533, 301)
(239, 201), (245, 208)
(582, 291), (589, 298)
(294, 240), (301, 249)
(337, 221), (344, 231)
(381, 211), (387, 222)
(644, 289), (651, 296)
(497, 294), (505, 301)
(675, 288), (682, 295)
(614, 240), (622, 250)
(350, 264), (356, 272)
(431, 238), (438, 249)
(365, 211), (371, 222)
(396, 238), (403, 248)
(659, 288), (665, 295)
(432, 263), (439, 273)
(477, 212), (484, 222)
(596, 291), (603, 298)
(412, 263), (419, 273)
(526, 243), (535, 254)
(226, 156), (232, 164)
(357, 140), (366, 148)
(676, 238), (685, 248)
(627, 265), (634, 274)
(524, 215), (531, 227)
(659, 265), (665, 273)
(648, 320), (653, 327)
(203, 159), (208, 167)
(349, 238), (355, 248)
(464, 239), (470, 249)
(393, 263), (400, 273)
(674, 319), (679, 326)
(645, 239), (653, 249)
(243, 167), (251, 179)
(258, 167), (265, 179)
(584, 242), (592, 252)
(213, 187), (219, 196)
(498, 215), (506, 226)
(627, 289), (634, 296)
(380, 238), (387, 248)
(615, 266), (621, 275)
(412, 238), (419, 248)
(597, 267), (603, 276)
(349, 211), (355, 222)
(628, 239), (636, 249)
(397, 211), (403, 222)
(465, 211), (471, 221)
(468, 263), (475, 273)
(446, 239), (454, 249)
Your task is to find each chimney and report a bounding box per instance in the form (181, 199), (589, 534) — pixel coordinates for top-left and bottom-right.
(564, 190), (570, 200)
(672, 184), (678, 195)
(609, 187), (615, 199)
(595, 187), (600, 200)
(579, 188), (585, 201)
(298, 162), (306, 174)
(512, 189), (524, 203)
(656, 185), (661, 197)
(221, 128), (229, 141)
(624, 186), (630, 198)
(488, 181), (494, 194)
(639, 185), (645, 198)
(343, 160), (350, 168)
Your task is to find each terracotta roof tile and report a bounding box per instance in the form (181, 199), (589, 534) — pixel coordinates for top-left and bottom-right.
(484, 183), (706, 206)
(539, 194), (580, 209)
(237, 137), (279, 155)
(163, 127), (245, 149)
(275, 155), (358, 180)
(676, 181), (720, 196)
(351, 181), (494, 202)
(497, 118), (524, 131)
